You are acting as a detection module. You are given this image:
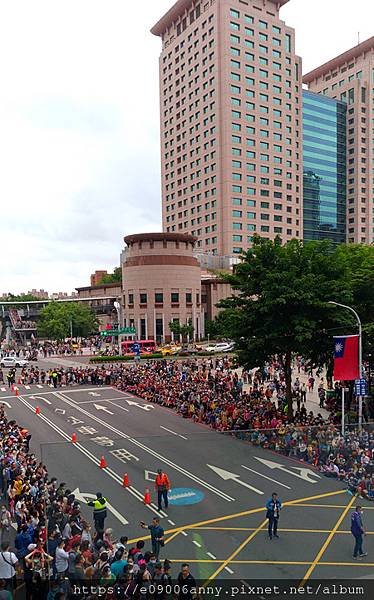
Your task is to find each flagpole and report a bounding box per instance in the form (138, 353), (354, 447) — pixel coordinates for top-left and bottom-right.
(328, 301), (363, 430)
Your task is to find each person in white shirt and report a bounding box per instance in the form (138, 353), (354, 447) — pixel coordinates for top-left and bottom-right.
(0, 541), (18, 589)
(55, 539), (69, 576)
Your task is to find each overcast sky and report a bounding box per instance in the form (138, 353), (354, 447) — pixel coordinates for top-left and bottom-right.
(0, 0), (372, 294)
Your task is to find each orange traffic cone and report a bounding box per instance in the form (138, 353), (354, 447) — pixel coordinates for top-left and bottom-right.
(17, 378), (21, 385)
(143, 488), (151, 505)
(35, 406), (41, 415)
(99, 456), (107, 469)
(71, 433), (77, 443)
(15, 388), (19, 397)
(123, 473), (129, 488)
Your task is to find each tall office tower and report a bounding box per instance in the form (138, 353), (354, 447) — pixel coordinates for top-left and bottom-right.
(303, 90), (347, 243)
(151, 0), (303, 257)
(303, 37), (374, 244)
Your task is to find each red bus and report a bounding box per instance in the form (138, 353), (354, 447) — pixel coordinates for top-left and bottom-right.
(121, 340), (157, 355)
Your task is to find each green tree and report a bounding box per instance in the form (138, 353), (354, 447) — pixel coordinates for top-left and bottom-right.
(98, 267), (122, 285)
(38, 302), (98, 340)
(168, 320), (194, 343)
(218, 236), (352, 417)
(0, 293), (49, 304)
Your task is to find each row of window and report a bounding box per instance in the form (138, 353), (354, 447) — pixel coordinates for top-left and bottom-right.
(126, 292), (196, 306)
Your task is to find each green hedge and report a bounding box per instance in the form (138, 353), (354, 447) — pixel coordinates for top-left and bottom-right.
(90, 350), (235, 364)
(90, 353), (163, 363)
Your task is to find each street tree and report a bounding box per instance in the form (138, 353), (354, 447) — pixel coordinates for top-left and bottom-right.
(38, 302), (98, 340)
(218, 236), (352, 417)
(168, 320), (194, 343)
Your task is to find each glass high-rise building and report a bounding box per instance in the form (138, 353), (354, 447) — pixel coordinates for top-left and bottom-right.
(303, 90), (347, 243)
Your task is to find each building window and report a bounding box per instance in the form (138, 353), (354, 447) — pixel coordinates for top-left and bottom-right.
(155, 319), (163, 343)
(155, 292), (163, 304)
(128, 293), (134, 305)
(140, 293), (147, 304)
(171, 292), (179, 303)
(140, 319), (146, 340)
(186, 292), (192, 304)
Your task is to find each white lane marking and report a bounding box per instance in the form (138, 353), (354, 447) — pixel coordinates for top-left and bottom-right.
(16, 394), (162, 517)
(1, 388), (7, 392)
(241, 465), (291, 490)
(225, 567), (234, 575)
(0, 401), (11, 408)
(207, 552), (217, 559)
(24, 385), (31, 390)
(36, 385), (43, 388)
(106, 400), (129, 412)
(207, 465), (264, 495)
(168, 519), (176, 526)
(53, 390), (235, 502)
(94, 403), (114, 415)
(181, 531), (188, 537)
(254, 456), (321, 484)
(160, 425), (188, 440)
(30, 395), (52, 405)
(192, 541), (202, 548)
(72, 398), (129, 406)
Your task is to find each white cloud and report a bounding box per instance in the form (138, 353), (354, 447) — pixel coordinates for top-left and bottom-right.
(0, 0), (372, 293)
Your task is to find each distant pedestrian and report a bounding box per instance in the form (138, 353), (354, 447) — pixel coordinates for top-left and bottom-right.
(351, 505), (367, 559)
(266, 492), (282, 540)
(155, 469), (171, 512)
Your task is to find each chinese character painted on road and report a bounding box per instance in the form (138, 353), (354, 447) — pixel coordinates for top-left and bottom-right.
(110, 448), (139, 462)
(67, 416), (84, 426)
(91, 436), (115, 447)
(77, 426), (98, 435)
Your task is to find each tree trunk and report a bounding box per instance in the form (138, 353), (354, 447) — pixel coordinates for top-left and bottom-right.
(285, 350), (293, 420)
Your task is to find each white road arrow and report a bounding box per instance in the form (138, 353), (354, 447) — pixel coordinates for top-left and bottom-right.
(72, 488), (128, 525)
(88, 392), (101, 397)
(29, 395), (51, 405)
(207, 464), (263, 495)
(94, 403), (114, 415)
(125, 400), (155, 412)
(254, 457), (321, 484)
(55, 408), (66, 415)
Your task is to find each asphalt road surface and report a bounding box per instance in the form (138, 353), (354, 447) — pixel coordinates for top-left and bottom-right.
(1, 378), (373, 584)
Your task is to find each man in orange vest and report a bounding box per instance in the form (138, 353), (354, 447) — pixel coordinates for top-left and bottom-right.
(155, 469), (171, 512)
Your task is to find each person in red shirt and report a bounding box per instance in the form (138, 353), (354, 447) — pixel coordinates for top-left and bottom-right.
(155, 469), (171, 512)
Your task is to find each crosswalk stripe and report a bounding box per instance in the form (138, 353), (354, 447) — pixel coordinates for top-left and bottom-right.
(24, 385), (31, 390)
(1, 388), (6, 392)
(37, 385), (43, 388)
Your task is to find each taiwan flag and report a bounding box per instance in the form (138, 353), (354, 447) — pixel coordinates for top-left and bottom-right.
(333, 335), (359, 381)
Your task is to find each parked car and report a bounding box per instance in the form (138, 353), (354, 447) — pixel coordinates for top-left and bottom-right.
(0, 356), (29, 368)
(159, 344), (182, 356)
(205, 342), (235, 353)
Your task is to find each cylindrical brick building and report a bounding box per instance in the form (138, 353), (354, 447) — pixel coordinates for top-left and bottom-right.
(122, 232), (203, 343)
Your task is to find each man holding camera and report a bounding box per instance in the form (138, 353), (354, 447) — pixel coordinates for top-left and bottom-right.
(140, 517), (165, 558)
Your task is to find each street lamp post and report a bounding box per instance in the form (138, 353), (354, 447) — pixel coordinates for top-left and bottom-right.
(113, 300), (122, 356)
(328, 301), (363, 429)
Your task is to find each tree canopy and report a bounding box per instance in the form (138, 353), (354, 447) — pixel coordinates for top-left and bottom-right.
(217, 236), (373, 416)
(0, 293), (48, 303)
(38, 302), (98, 340)
(98, 267), (122, 285)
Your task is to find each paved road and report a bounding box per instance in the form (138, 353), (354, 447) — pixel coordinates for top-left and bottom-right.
(0, 379), (372, 583)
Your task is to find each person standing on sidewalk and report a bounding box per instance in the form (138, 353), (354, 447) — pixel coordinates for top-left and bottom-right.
(266, 492), (282, 540)
(351, 505), (367, 559)
(155, 469), (171, 512)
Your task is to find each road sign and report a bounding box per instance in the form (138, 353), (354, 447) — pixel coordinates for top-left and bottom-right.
(167, 488), (205, 506)
(355, 378), (368, 396)
(100, 327), (136, 337)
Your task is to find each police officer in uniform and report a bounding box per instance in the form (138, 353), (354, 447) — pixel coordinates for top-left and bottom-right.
(87, 492), (107, 538)
(155, 469), (171, 512)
